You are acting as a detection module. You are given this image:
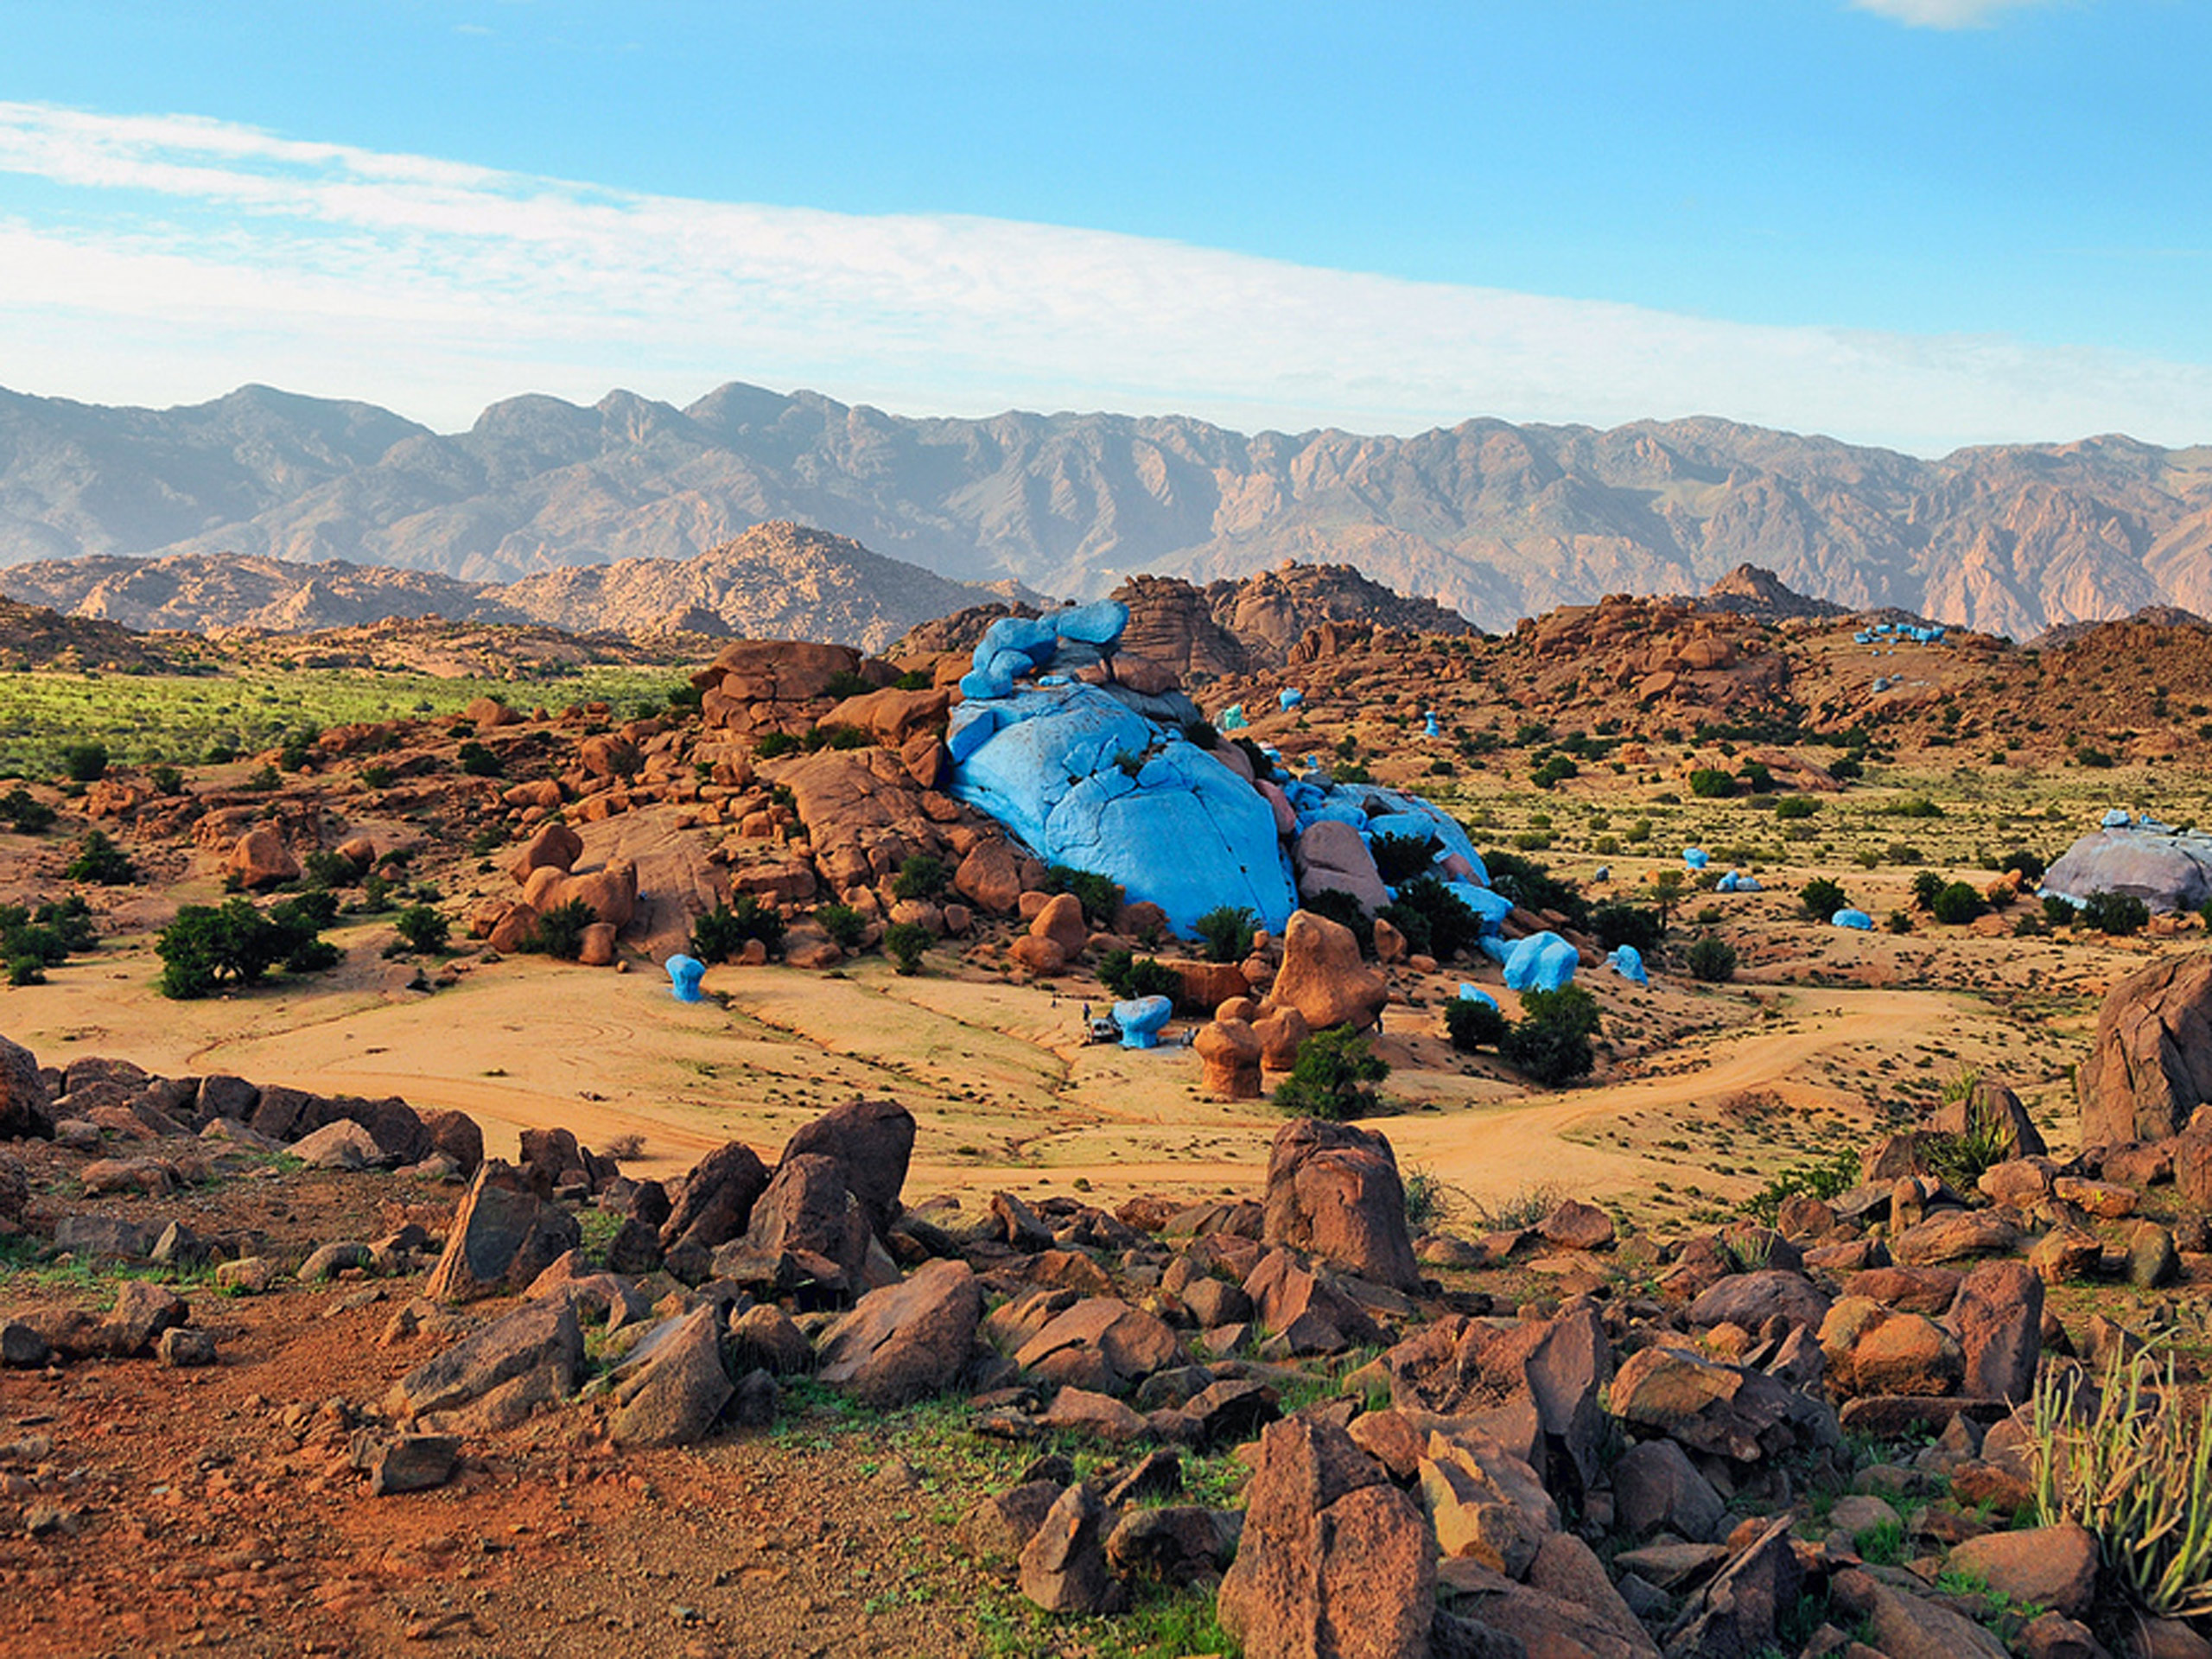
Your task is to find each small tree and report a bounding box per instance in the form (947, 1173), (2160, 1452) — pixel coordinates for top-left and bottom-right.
(691, 897), (785, 962)
(1930, 881), (1987, 925)
(1273, 1026), (1388, 1121)
(892, 854), (950, 904)
(812, 902), (868, 950)
(1097, 949), (1181, 1002)
(526, 898), (598, 961)
(64, 830), (136, 886)
(1042, 865), (1121, 927)
(2083, 891), (2150, 937)
(1688, 768), (1737, 799)
(1798, 878), (1849, 921)
(1685, 934), (1738, 983)
(1444, 997), (1508, 1052)
(884, 919), (931, 976)
(59, 741), (108, 783)
(1192, 906), (1257, 964)
(1910, 869), (1946, 910)
(1502, 987), (1601, 1087)
(455, 741), (504, 778)
(392, 904), (450, 954)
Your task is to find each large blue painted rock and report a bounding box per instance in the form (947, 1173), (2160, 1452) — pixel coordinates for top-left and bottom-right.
(1607, 944), (1648, 987)
(1115, 995), (1173, 1049)
(667, 955), (706, 1003)
(950, 683), (1297, 937)
(1054, 600), (1128, 648)
(1502, 932), (1580, 992)
(1832, 909), (1875, 931)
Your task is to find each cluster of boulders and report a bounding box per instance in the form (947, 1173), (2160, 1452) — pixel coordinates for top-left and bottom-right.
(467, 818), (639, 963)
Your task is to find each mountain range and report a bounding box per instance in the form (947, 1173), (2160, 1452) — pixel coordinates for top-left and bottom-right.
(3, 380), (2210, 638)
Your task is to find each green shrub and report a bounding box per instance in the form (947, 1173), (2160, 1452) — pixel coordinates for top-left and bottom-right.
(0, 787), (55, 835)
(892, 671), (932, 693)
(1273, 1025), (1388, 1120)
(1743, 1147), (1858, 1224)
(1369, 830), (1440, 885)
(2001, 849), (2047, 882)
(884, 920), (931, 976)
(455, 740), (504, 777)
(1685, 934), (1738, 982)
(1884, 796), (1944, 818)
(1389, 874), (1484, 961)
(1736, 761), (1774, 794)
(813, 903), (868, 950)
(0, 896), (97, 986)
(1502, 987), (1600, 1086)
(891, 855), (950, 904)
(802, 722), (871, 753)
(1444, 997), (1508, 1051)
(822, 669), (874, 701)
(156, 895), (339, 998)
(1798, 878), (1849, 920)
(524, 898), (598, 961)
(148, 764), (184, 795)
(1376, 899), (1431, 958)
(2084, 890), (2150, 937)
(59, 741), (108, 783)
(1181, 719), (1218, 750)
(1773, 796), (1820, 820)
(1042, 865), (1121, 927)
(1910, 869), (1946, 909)
(1530, 755), (1578, 790)
(359, 763), (394, 790)
(63, 830), (136, 885)
(690, 897), (785, 962)
(1192, 906), (1257, 964)
(2045, 893), (2080, 927)
(1590, 902), (1663, 956)
(1096, 950), (1181, 1002)
(1930, 881), (1987, 925)
(1886, 910), (1915, 934)
(1688, 767), (1737, 799)
(753, 731), (802, 760)
(1402, 1165), (1451, 1231)
(667, 682), (706, 710)
(392, 905), (450, 954)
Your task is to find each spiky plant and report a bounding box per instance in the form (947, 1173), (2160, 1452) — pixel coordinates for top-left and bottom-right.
(2032, 1345), (2212, 1618)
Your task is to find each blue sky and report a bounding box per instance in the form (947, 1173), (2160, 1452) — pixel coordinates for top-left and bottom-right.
(0, 1), (2206, 453)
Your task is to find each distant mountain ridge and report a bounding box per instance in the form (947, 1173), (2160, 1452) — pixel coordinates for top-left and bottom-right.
(3, 380), (2210, 637)
(0, 523), (1032, 654)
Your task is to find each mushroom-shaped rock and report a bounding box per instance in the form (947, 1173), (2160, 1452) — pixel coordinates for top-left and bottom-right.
(1196, 1020), (1263, 1099)
(1269, 910), (1387, 1033)
(1116, 995), (1173, 1049)
(667, 954), (706, 1002)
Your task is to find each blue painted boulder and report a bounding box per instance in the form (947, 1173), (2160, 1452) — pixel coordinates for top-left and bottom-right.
(950, 682), (1298, 937)
(1503, 931), (1579, 992)
(1606, 944), (1648, 987)
(1832, 908), (1875, 931)
(667, 954), (706, 1003)
(1455, 983), (1497, 1008)
(1683, 848), (1710, 871)
(1278, 688), (1304, 710)
(1054, 599), (1129, 648)
(1116, 995), (1173, 1049)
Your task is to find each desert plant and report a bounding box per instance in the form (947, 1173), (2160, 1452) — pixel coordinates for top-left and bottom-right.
(891, 854), (950, 904)
(1742, 1147), (1859, 1224)
(1590, 902), (1664, 956)
(1273, 1025), (1388, 1121)
(753, 731), (802, 760)
(392, 904), (450, 955)
(2033, 1345), (2212, 1618)
(58, 741), (108, 783)
(0, 787), (55, 835)
(1392, 874), (1484, 960)
(1685, 933), (1738, 983)
(1298, 887), (1370, 946)
(63, 830), (135, 885)
(1930, 881), (1987, 925)
(1369, 830), (1440, 885)
(525, 898), (598, 961)
(156, 895), (339, 998)
(812, 902), (868, 950)
(1798, 878), (1848, 920)
(1482, 852), (1587, 930)
(1402, 1165), (1452, 1231)
(822, 669), (874, 701)
(455, 740), (504, 778)
(147, 764), (184, 795)
(1192, 905), (1257, 964)
(1042, 864), (1122, 927)
(1444, 996), (1508, 1052)
(1688, 767), (1737, 799)
(2083, 891), (2150, 937)
(690, 896), (785, 962)
(883, 919), (931, 976)
(1910, 869), (1946, 909)
(1773, 796), (1820, 820)
(1096, 949), (1181, 1003)
(1502, 987), (1601, 1087)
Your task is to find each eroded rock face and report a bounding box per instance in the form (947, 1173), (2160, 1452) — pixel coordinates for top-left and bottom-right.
(659, 1141), (772, 1256)
(0, 1036), (54, 1141)
(816, 1258), (982, 1409)
(423, 1162), (582, 1304)
(1216, 1416), (1435, 1659)
(1261, 1117), (1421, 1292)
(2078, 953), (2212, 1147)
(1268, 910), (1388, 1033)
(779, 1098), (914, 1237)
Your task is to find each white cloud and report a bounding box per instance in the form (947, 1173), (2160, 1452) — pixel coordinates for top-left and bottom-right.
(0, 99), (2203, 456)
(1849, 0), (2053, 29)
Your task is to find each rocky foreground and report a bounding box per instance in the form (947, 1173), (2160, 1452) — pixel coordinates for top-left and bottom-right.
(6, 959), (2212, 1659)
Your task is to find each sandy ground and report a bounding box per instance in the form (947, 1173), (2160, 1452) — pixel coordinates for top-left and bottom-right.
(0, 903), (2099, 1228)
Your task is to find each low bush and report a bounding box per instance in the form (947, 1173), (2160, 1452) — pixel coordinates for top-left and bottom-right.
(0, 787), (55, 835)
(1930, 881), (1987, 925)
(63, 830), (136, 885)
(891, 854), (950, 904)
(1192, 905), (1257, 964)
(1502, 986), (1601, 1086)
(1369, 830), (1440, 885)
(1443, 997), (1507, 1052)
(1299, 887), (1370, 947)
(884, 919), (931, 976)
(525, 898), (599, 961)
(2084, 890), (2150, 937)
(455, 741), (504, 778)
(1589, 902), (1664, 956)
(1685, 934), (1738, 982)
(1042, 865), (1121, 927)
(1798, 877), (1849, 920)
(1390, 875), (1484, 961)
(59, 741), (108, 783)
(1273, 1025), (1388, 1120)
(1688, 768), (1737, 798)
(812, 902), (868, 950)
(1096, 949), (1181, 1002)
(691, 896), (785, 961)
(392, 904), (450, 954)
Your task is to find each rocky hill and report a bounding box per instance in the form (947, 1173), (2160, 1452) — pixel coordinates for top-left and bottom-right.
(0, 597), (197, 672)
(3, 382), (2212, 637)
(0, 523), (1032, 654)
